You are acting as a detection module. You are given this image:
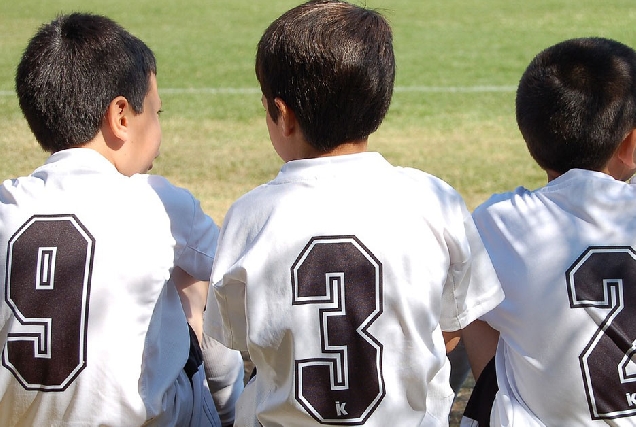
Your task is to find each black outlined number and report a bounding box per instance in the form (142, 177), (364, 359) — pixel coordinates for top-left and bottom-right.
(3, 215), (94, 391)
(567, 246), (636, 419)
(291, 236), (384, 425)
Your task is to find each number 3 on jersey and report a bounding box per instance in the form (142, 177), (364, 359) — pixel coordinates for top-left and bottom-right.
(291, 236), (385, 425)
(567, 246), (636, 420)
(3, 215), (94, 391)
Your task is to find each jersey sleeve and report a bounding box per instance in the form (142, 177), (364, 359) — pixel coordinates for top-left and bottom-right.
(203, 202), (250, 352)
(470, 187), (526, 328)
(142, 175), (219, 281)
(210, 271), (248, 352)
(439, 201), (504, 332)
(201, 333), (244, 426)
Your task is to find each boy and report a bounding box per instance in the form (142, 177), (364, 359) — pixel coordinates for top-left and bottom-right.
(203, 1), (504, 425)
(461, 37), (636, 426)
(0, 13), (242, 426)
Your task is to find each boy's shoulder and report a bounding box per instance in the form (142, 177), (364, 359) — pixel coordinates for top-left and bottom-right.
(130, 173), (212, 223)
(476, 170), (622, 215)
(473, 184), (540, 227)
(393, 166), (472, 215)
(234, 154), (464, 203)
(396, 165), (459, 191)
(228, 158), (471, 229)
(473, 169), (636, 225)
(130, 173), (188, 197)
(475, 185), (531, 209)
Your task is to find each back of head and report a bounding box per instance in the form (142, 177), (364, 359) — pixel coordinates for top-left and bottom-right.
(16, 13), (157, 153)
(516, 37), (636, 174)
(255, 0), (395, 152)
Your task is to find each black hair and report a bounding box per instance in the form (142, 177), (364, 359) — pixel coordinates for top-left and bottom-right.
(255, 0), (395, 152)
(516, 37), (636, 173)
(16, 13), (157, 153)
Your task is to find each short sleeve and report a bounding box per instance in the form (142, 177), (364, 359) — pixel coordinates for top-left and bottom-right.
(137, 174), (219, 281)
(439, 205), (504, 331)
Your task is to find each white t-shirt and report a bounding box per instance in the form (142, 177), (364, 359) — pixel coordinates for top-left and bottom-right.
(0, 148), (219, 426)
(473, 168), (636, 426)
(205, 152), (503, 426)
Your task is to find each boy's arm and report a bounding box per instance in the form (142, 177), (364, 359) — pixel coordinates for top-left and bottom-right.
(443, 330), (461, 353)
(172, 266), (208, 344)
(201, 333), (244, 426)
(461, 319), (499, 380)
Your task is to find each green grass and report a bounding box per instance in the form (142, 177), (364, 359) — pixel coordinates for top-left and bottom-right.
(2, 0), (636, 221)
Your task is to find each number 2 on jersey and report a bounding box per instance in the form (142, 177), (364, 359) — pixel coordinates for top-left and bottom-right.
(292, 236), (385, 425)
(3, 215), (94, 391)
(567, 246), (636, 420)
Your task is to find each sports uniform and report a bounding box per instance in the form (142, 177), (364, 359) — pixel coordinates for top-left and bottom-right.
(0, 148), (222, 426)
(204, 152), (504, 426)
(465, 168), (636, 426)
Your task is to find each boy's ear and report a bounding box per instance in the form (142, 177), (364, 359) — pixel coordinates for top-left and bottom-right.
(103, 96), (130, 146)
(274, 98), (296, 137)
(616, 128), (636, 170)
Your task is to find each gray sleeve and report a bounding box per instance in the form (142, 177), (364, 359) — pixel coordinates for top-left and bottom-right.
(201, 333), (245, 426)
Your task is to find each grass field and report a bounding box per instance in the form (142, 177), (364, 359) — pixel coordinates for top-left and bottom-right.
(2, 2), (636, 426)
(3, 1), (636, 222)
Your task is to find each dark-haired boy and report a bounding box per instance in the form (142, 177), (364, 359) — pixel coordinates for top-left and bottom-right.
(204, 1), (503, 425)
(461, 37), (636, 426)
(0, 12), (242, 426)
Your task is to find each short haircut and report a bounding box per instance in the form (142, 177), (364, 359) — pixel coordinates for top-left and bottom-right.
(516, 37), (636, 174)
(255, 0), (395, 152)
(16, 13), (157, 153)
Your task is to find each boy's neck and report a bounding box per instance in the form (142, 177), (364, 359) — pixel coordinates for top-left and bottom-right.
(284, 135), (368, 162)
(311, 140), (368, 159)
(545, 169), (561, 182)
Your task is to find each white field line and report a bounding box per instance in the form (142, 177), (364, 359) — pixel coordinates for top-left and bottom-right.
(395, 85), (516, 93)
(0, 85), (516, 97)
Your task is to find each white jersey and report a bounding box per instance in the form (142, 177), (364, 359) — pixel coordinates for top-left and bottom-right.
(0, 148), (220, 426)
(204, 152), (503, 426)
(473, 168), (636, 426)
